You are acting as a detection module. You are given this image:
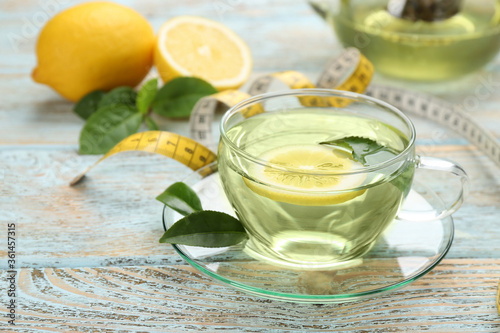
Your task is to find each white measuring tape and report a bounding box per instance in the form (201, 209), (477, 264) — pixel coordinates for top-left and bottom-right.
(365, 85), (500, 166)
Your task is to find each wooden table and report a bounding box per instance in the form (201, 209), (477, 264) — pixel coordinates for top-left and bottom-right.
(1, 0), (500, 331)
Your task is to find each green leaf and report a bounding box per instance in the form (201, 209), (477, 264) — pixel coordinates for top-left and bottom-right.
(152, 77), (217, 118)
(156, 182), (202, 216)
(159, 210), (248, 247)
(145, 116), (159, 130)
(79, 104), (142, 155)
(98, 86), (137, 109)
(320, 136), (399, 165)
(73, 90), (106, 120)
(136, 78), (158, 114)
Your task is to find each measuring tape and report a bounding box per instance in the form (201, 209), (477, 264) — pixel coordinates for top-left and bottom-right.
(70, 131), (216, 185)
(70, 46), (500, 186)
(364, 85), (500, 166)
(497, 281), (500, 315)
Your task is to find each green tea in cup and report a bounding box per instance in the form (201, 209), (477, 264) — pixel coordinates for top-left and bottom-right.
(218, 89), (468, 269)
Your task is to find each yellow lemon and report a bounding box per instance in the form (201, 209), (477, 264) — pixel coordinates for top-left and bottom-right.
(244, 145), (367, 206)
(32, 2), (155, 102)
(154, 16), (252, 90)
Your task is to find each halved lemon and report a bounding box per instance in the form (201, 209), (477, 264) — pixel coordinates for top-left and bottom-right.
(154, 16), (252, 90)
(244, 145), (367, 206)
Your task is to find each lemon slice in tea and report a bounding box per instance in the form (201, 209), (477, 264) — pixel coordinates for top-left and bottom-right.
(244, 144), (366, 206)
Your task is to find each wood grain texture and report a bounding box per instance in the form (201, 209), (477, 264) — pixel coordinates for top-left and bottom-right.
(1, 260), (500, 332)
(0, 143), (497, 270)
(0, 143), (496, 272)
(0, 0), (499, 331)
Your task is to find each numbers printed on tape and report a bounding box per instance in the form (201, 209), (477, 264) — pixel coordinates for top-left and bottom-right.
(365, 85), (500, 167)
(190, 89), (264, 148)
(70, 131), (216, 185)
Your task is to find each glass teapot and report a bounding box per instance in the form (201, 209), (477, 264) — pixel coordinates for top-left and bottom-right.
(310, 0), (500, 81)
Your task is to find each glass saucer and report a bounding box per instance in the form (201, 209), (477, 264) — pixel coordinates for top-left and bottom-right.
(162, 163), (454, 303)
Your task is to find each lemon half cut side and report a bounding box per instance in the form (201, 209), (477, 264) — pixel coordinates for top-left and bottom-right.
(154, 16), (252, 90)
(243, 145), (367, 206)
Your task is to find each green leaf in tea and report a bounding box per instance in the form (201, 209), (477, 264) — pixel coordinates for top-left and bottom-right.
(145, 116), (159, 130)
(152, 77), (217, 118)
(159, 210), (248, 247)
(73, 90), (106, 120)
(320, 136), (398, 165)
(79, 104), (142, 155)
(136, 78), (158, 114)
(156, 182), (203, 216)
(97, 86), (137, 109)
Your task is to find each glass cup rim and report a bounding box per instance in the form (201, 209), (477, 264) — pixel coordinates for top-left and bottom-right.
(220, 88), (417, 176)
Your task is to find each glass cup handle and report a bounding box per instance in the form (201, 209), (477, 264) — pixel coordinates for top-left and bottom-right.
(397, 155), (470, 222)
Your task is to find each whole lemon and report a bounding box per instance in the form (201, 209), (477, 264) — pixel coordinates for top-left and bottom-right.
(32, 2), (155, 102)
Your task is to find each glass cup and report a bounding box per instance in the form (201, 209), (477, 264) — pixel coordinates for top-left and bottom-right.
(309, 0), (500, 81)
(217, 89), (468, 269)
